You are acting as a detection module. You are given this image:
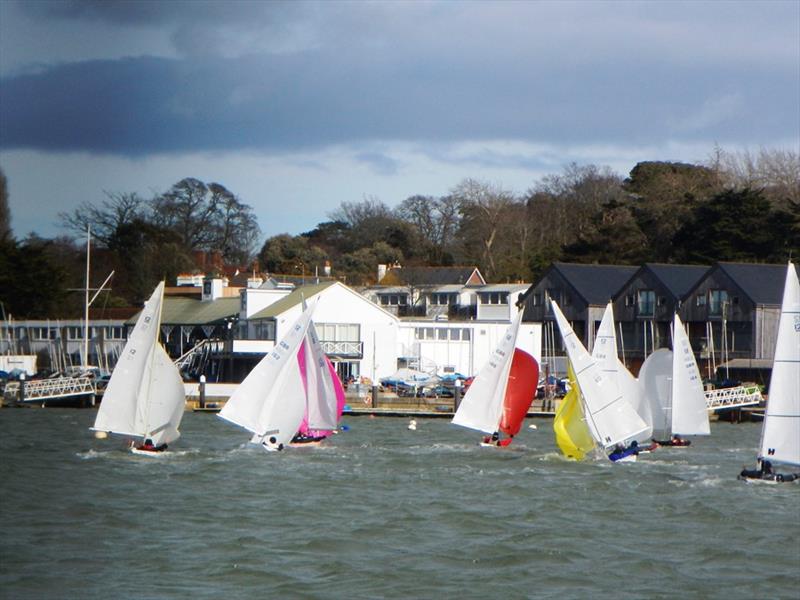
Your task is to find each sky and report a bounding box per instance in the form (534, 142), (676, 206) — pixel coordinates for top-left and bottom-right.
(1, 0), (798, 244)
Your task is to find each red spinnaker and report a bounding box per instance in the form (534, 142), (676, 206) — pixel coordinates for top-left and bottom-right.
(499, 349), (539, 437)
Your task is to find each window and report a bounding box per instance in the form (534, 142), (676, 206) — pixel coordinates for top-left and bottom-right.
(461, 328), (471, 341)
(709, 290), (728, 316)
(450, 329), (461, 341)
(380, 294), (407, 306)
(437, 329), (448, 341)
(696, 294), (707, 307)
(106, 326), (125, 340)
(637, 290), (655, 316)
(255, 321), (276, 340)
(316, 323), (360, 342)
(66, 327), (83, 340)
(430, 293), (454, 306)
(657, 296), (666, 306)
(425, 327), (435, 340)
(625, 294), (635, 307)
(30, 327), (51, 341)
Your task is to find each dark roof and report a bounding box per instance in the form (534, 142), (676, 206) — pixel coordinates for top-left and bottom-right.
(716, 262), (797, 305)
(644, 264), (709, 299)
(381, 266), (483, 286)
(553, 263), (638, 305)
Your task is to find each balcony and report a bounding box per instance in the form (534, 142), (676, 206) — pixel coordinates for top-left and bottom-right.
(320, 340), (364, 359)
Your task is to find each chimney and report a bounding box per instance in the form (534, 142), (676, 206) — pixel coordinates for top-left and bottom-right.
(324, 261), (331, 277)
(377, 264), (387, 283)
(202, 276), (224, 302)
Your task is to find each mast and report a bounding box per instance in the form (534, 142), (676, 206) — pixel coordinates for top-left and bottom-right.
(84, 225), (90, 367)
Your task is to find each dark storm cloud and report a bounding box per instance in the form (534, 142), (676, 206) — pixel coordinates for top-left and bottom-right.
(2, 49), (795, 156)
(2, 1), (798, 157)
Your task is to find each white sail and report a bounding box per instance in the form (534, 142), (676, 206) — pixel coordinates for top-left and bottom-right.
(303, 321), (338, 431)
(759, 263), (800, 466)
(671, 313), (710, 436)
(218, 304), (315, 445)
(93, 282), (184, 444)
(452, 309), (523, 433)
(592, 302), (652, 440)
(639, 348), (673, 439)
(551, 299), (648, 449)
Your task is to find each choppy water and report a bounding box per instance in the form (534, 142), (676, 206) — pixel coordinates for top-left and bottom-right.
(0, 409), (798, 600)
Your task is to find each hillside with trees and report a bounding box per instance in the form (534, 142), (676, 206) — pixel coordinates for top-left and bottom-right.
(0, 147), (797, 318)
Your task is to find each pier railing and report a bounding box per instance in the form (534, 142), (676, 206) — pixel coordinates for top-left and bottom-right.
(704, 385), (763, 411)
(5, 376), (96, 404)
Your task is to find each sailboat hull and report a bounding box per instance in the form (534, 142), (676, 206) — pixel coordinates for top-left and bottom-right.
(130, 447), (169, 457)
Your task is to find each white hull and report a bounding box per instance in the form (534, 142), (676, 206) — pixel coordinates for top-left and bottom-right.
(130, 447), (168, 457)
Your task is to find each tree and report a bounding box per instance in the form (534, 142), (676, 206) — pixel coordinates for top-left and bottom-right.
(258, 234), (327, 276)
(673, 188), (786, 263)
(60, 191), (146, 246)
(208, 183), (260, 265)
(708, 146), (800, 208)
(151, 178), (260, 264)
(0, 235), (72, 318)
(452, 178), (517, 280)
(395, 194), (461, 264)
(562, 199), (648, 264)
(107, 218), (194, 303)
(0, 167), (10, 243)
(623, 161), (722, 261)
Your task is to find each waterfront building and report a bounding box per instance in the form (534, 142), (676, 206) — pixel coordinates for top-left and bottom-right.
(611, 263), (709, 366)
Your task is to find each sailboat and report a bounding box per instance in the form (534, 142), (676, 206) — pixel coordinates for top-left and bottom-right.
(592, 302), (653, 442)
(288, 319), (346, 447)
(639, 313), (710, 447)
(553, 362), (595, 460)
(452, 309), (539, 447)
(739, 262), (800, 484)
(218, 302), (344, 451)
(550, 299), (649, 462)
(91, 282), (185, 456)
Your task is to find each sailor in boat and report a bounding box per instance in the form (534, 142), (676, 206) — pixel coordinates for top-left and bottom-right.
(134, 438), (168, 453)
(739, 459), (799, 483)
(608, 440), (639, 462)
(263, 436), (285, 452)
(653, 434), (691, 447)
(481, 431), (513, 447)
(290, 432), (327, 445)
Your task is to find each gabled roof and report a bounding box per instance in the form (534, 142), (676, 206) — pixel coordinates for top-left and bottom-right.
(380, 266), (484, 286)
(641, 263), (709, 300)
(249, 281), (337, 319)
(714, 262), (797, 305)
(552, 262), (638, 305)
(127, 296), (240, 326)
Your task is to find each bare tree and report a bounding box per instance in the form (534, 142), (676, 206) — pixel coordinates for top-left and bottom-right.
(709, 146), (800, 207)
(59, 191), (146, 246)
(151, 178), (260, 263)
(395, 194), (462, 264)
(452, 178), (517, 280)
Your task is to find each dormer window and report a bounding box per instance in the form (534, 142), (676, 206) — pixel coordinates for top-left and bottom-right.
(637, 290), (655, 316)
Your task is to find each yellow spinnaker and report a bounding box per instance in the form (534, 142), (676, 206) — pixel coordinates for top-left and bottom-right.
(553, 362), (595, 460)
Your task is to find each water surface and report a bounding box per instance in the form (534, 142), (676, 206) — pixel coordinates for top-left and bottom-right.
(1, 409), (797, 599)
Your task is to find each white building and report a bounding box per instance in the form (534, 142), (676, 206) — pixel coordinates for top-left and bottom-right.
(239, 281), (400, 383)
